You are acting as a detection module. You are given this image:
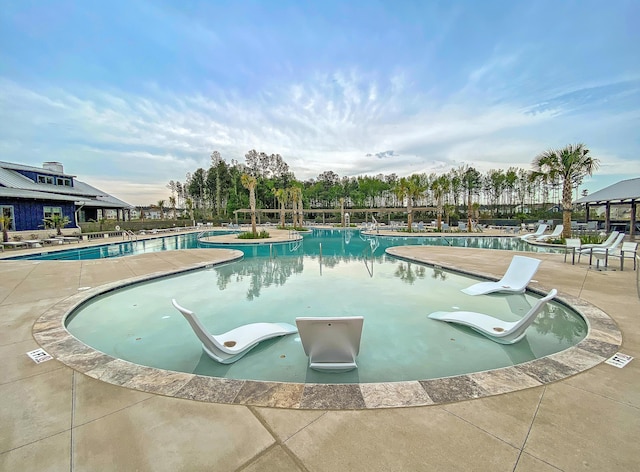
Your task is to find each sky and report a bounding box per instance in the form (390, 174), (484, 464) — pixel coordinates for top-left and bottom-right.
(1, 0), (638, 206)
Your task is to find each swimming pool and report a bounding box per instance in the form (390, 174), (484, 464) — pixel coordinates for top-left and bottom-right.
(14, 227), (562, 261)
(64, 229), (587, 384)
(8, 230), (239, 261)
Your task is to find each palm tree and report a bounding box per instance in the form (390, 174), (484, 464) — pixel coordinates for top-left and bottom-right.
(156, 200), (165, 220)
(272, 188), (288, 227)
(430, 174), (450, 231)
(0, 214), (11, 242)
(533, 144), (599, 239)
(43, 214), (71, 235)
(393, 175), (427, 232)
(289, 186), (303, 228)
(339, 197), (345, 227)
(169, 196), (177, 220)
(241, 174), (258, 235)
(461, 166), (482, 231)
(185, 198), (195, 226)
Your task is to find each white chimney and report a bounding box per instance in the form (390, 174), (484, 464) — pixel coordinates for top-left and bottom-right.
(43, 161), (64, 173)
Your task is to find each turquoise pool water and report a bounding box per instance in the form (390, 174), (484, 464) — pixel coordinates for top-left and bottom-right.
(14, 228), (561, 260)
(65, 229), (586, 384)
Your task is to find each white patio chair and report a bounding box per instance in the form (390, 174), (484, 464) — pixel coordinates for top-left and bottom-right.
(564, 238), (582, 264)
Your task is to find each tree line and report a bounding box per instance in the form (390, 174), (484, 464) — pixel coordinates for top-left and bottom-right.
(153, 144), (598, 239)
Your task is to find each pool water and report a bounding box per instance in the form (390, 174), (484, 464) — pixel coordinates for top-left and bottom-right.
(14, 228), (560, 260)
(65, 229), (587, 384)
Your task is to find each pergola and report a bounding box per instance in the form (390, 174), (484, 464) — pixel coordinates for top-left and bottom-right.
(575, 177), (639, 238)
(233, 206), (437, 225)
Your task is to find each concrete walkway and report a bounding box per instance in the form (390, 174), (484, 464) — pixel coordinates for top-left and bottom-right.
(1, 229), (639, 471)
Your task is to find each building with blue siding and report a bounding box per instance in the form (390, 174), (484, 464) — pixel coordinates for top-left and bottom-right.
(0, 161), (134, 233)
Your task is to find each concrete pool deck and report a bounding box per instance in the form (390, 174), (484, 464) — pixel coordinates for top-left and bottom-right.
(1, 229), (639, 470)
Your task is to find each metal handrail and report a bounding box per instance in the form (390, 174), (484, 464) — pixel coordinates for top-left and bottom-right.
(123, 230), (137, 242)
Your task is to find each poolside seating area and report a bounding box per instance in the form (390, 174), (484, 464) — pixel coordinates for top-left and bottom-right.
(2, 236), (638, 470)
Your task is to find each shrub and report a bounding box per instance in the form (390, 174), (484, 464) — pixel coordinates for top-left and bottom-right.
(237, 230), (270, 239)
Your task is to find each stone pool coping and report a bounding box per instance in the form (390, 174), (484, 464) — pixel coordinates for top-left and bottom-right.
(32, 247), (622, 410)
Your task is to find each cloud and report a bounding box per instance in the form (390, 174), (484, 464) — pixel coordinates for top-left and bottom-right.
(0, 60), (636, 205)
(373, 150), (398, 159)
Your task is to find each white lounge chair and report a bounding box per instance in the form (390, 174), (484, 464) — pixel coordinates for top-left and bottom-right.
(428, 289), (558, 344)
(295, 316), (364, 372)
(171, 299), (297, 364)
(461, 255), (541, 296)
(587, 233), (627, 269)
(520, 224), (547, 240)
(535, 224), (564, 242)
(576, 231), (619, 263)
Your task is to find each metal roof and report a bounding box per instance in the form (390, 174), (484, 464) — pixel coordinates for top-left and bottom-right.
(0, 187), (81, 202)
(0, 166), (101, 197)
(0, 160), (76, 178)
(575, 177), (640, 204)
(0, 162), (134, 208)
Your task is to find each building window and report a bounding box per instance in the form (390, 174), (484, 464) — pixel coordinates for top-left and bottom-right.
(56, 177), (72, 186)
(1, 205), (15, 230)
(38, 175), (55, 184)
(43, 206), (63, 220)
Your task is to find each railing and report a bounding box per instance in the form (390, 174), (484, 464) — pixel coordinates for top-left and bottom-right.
(123, 230), (137, 242)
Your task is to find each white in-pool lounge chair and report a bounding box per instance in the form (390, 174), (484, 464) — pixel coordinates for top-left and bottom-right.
(428, 289), (558, 344)
(520, 224), (547, 240)
(171, 299), (297, 364)
(535, 224), (564, 242)
(296, 316), (364, 372)
(461, 255), (541, 296)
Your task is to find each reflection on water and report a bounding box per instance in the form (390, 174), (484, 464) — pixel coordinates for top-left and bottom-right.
(394, 262), (427, 284)
(533, 303), (588, 342)
(215, 255), (305, 300)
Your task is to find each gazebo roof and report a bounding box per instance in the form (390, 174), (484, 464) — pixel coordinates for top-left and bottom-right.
(575, 177), (640, 204)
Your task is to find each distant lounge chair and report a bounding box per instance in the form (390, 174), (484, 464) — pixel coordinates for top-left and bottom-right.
(171, 299), (297, 364)
(579, 232), (625, 266)
(296, 316), (364, 372)
(586, 233), (627, 269)
(461, 255), (541, 296)
(535, 224), (564, 242)
(520, 224), (547, 240)
(428, 289), (558, 344)
(576, 231), (619, 263)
